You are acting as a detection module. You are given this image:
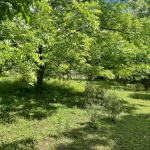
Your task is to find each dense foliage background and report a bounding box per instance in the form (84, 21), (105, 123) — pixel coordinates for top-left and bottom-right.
(0, 0), (150, 92)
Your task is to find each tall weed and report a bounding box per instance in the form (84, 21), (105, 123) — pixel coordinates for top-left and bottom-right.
(103, 91), (122, 120)
(85, 82), (122, 122)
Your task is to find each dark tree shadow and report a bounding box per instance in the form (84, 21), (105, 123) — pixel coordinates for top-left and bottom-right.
(129, 93), (150, 100)
(0, 81), (56, 123)
(55, 123), (110, 150)
(0, 93), (58, 123)
(42, 80), (85, 107)
(110, 113), (150, 150)
(119, 100), (137, 113)
(0, 80), (85, 124)
(0, 138), (37, 150)
(54, 113), (150, 150)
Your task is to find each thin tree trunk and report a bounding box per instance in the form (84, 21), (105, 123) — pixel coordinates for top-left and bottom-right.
(123, 77), (127, 86)
(142, 77), (149, 90)
(36, 45), (46, 94)
(37, 65), (45, 94)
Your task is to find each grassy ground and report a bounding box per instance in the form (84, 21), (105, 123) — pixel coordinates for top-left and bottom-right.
(0, 77), (150, 150)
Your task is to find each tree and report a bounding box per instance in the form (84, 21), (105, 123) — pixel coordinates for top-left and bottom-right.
(0, 0), (100, 93)
(89, 0), (150, 83)
(1, 0), (150, 93)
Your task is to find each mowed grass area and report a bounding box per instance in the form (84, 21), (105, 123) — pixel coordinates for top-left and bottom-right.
(0, 77), (150, 150)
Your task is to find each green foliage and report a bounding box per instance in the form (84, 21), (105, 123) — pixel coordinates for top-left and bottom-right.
(85, 81), (107, 103)
(85, 102), (104, 129)
(0, 0), (102, 92)
(134, 83), (144, 92)
(103, 91), (122, 121)
(25, 107), (48, 119)
(85, 81), (95, 101)
(55, 112), (71, 137)
(0, 0), (50, 23)
(85, 82), (122, 121)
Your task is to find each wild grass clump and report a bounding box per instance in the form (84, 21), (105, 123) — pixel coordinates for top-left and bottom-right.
(55, 113), (71, 137)
(134, 83), (144, 92)
(85, 82), (122, 122)
(103, 91), (122, 121)
(85, 81), (106, 103)
(25, 107), (48, 120)
(85, 102), (104, 128)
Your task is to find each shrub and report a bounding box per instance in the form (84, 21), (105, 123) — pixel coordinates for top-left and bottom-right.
(85, 101), (104, 128)
(95, 86), (106, 102)
(85, 82), (106, 103)
(85, 83), (106, 127)
(103, 91), (122, 121)
(85, 82), (122, 122)
(85, 81), (95, 101)
(134, 83), (144, 92)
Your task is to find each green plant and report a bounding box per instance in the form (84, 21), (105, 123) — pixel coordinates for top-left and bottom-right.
(103, 91), (122, 121)
(85, 101), (104, 128)
(85, 81), (95, 101)
(85, 84), (109, 126)
(64, 116), (71, 133)
(134, 83), (144, 92)
(55, 114), (63, 137)
(85, 82), (106, 103)
(95, 86), (106, 101)
(26, 107), (47, 119)
(55, 113), (71, 137)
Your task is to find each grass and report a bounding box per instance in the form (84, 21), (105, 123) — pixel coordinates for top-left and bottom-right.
(0, 77), (150, 150)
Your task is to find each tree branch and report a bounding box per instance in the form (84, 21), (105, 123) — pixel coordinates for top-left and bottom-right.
(100, 27), (150, 37)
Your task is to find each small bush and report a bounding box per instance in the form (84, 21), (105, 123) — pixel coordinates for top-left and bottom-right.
(134, 83), (144, 92)
(95, 86), (106, 101)
(103, 91), (122, 121)
(85, 82), (106, 103)
(85, 81), (95, 101)
(85, 102), (104, 128)
(85, 82), (122, 121)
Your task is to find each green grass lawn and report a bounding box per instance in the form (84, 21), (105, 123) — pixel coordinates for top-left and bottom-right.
(0, 77), (150, 150)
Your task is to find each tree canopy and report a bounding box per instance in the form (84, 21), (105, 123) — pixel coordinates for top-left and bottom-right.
(0, 0), (49, 22)
(0, 0), (150, 92)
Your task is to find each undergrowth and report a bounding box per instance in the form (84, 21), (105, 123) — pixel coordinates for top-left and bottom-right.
(0, 77), (150, 150)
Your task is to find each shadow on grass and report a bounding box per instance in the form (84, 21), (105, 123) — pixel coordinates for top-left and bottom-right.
(129, 93), (150, 100)
(0, 79), (85, 124)
(0, 93), (58, 124)
(43, 80), (85, 107)
(111, 113), (150, 150)
(92, 79), (137, 92)
(0, 137), (37, 150)
(54, 113), (150, 150)
(55, 122), (111, 150)
(119, 100), (137, 113)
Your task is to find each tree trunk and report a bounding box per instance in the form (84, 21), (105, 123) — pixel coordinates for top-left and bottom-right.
(123, 77), (127, 86)
(133, 75), (136, 82)
(37, 65), (45, 94)
(36, 45), (46, 94)
(141, 77), (149, 90)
